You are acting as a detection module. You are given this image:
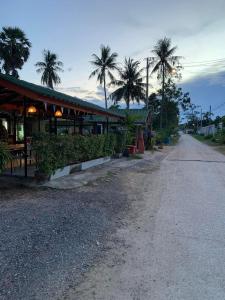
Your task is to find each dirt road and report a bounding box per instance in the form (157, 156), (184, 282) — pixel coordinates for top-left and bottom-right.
(69, 134), (225, 300)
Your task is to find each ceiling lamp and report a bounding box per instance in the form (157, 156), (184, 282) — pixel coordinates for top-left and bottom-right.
(28, 105), (37, 113)
(55, 109), (62, 117)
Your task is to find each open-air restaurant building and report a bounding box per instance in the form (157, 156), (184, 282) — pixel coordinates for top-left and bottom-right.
(0, 73), (124, 177)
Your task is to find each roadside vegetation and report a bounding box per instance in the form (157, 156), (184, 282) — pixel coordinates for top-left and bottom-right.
(193, 132), (225, 156)
(32, 132), (128, 177)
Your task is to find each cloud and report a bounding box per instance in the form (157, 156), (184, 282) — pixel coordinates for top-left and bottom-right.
(180, 70), (225, 115)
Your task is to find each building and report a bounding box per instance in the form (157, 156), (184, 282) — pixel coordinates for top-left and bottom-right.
(0, 73), (124, 176)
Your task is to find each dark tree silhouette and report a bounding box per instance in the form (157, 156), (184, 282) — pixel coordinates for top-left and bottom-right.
(110, 58), (146, 109)
(151, 37), (181, 128)
(0, 26), (31, 78)
(35, 50), (63, 89)
(89, 45), (118, 109)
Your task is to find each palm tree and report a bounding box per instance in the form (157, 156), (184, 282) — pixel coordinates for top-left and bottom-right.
(151, 37), (181, 128)
(0, 26), (31, 78)
(89, 45), (118, 109)
(35, 50), (63, 89)
(110, 58), (146, 109)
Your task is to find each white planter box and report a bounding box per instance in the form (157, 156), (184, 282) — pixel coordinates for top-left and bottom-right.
(49, 156), (111, 181)
(81, 157), (111, 170)
(50, 165), (71, 180)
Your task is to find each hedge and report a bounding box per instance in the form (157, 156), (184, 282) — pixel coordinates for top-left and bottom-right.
(32, 133), (125, 176)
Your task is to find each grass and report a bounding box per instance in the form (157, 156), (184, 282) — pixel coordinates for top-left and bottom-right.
(192, 134), (217, 146)
(170, 134), (180, 146)
(192, 134), (225, 156)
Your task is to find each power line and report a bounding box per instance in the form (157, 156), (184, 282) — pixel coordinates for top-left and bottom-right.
(183, 63), (225, 68)
(182, 58), (225, 65)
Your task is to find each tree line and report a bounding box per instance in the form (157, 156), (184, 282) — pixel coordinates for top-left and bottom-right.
(0, 26), (191, 131)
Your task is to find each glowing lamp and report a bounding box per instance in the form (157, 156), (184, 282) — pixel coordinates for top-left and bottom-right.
(55, 109), (62, 117)
(27, 105), (37, 113)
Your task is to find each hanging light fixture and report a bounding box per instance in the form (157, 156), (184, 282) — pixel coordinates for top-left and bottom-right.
(54, 109), (62, 117)
(28, 105), (37, 113)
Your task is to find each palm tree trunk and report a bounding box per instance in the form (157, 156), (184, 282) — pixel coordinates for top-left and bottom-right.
(103, 72), (109, 133)
(160, 63), (165, 130)
(103, 73), (107, 109)
(127, 91), (130, 109)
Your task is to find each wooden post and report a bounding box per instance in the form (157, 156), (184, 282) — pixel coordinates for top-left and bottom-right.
(49, 116), (52, 134)
(79, 118), (83, 135)
(13, 111), (16, 143)
(73, 115), (76, 134)
(23, 99), (28, 177)
(94, 122), (98, 134)
(38, 109), (41, 132)
(54, 117), (57, 135)
(106, 117), (109, 134)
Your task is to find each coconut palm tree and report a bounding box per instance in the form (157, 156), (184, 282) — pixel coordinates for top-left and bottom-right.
(89, 45), (118, 109)
(0, 26), (31, 78)
(151, 37), (181, 128)
(35, 50), (63, 89)
(110, 58), (146, 109)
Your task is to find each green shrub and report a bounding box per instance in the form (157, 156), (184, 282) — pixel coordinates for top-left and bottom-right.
(204, 134), (213, 140)
(32, 133), (121, 176)
(214, 130), (225, 144)
(0, 142), (11, 173)
(114, 131), (127, 153)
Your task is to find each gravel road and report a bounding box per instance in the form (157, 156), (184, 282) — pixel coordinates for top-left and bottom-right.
(0, 151), (166, 300)
(68, 134), (225, 300)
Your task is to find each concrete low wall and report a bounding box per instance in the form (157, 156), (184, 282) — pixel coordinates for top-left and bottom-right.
(50, 165), (71, 180)
(50, 156), (111, 181)
(198, 125), (217, 136)
(81, 157), (111, 170)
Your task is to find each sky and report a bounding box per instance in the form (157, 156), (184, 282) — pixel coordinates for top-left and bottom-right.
(1, 0), (225, 115)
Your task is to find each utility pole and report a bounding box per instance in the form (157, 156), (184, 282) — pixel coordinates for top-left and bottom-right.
(146, 57), (149, 110)
(200, 108), (203, 129)
(160, 62), (165, 130)
(209, 105), (212, 124)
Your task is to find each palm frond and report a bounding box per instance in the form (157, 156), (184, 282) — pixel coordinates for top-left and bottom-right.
(35, 49), (63, 88)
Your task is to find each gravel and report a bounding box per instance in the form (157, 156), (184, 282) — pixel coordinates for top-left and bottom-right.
(0, 176), (129, 300)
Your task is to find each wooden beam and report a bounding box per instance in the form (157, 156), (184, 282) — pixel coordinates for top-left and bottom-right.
(0, 103), (20, 111)
(0, 94), (22, 103)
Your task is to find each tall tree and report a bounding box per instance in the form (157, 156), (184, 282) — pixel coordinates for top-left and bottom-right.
(35, 50), (63, 89)
(110, 58), (146, 109)
(0, 26), (31, 78)
(145, 92), (159, 111)
(151, 37), (181, 128)
(89, 45), (118, 109)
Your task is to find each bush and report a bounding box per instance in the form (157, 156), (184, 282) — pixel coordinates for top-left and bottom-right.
(32, 133), (120, 176)
(114, 131), (127, 153)
(0, 142), (11, 173)
(214, 130), (225, 144)
(155, 127), (179, 146)
(204, 134), (213, 140)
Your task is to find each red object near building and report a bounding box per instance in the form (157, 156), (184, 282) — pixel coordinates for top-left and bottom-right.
(127, 145), (137, 154)
(137, 128), (145, 154)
